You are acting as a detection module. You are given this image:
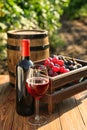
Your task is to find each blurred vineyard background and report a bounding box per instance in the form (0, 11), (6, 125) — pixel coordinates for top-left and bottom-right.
(0, 0), (87, 74)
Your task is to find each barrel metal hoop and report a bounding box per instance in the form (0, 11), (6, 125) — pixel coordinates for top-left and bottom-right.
(7, 44), (49, 51)
(7, 33), (48, 39)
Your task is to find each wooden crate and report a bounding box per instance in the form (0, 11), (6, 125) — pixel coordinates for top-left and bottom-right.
(34, 57), (87, 114)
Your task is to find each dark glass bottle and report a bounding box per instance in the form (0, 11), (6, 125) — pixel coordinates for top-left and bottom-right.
(16, 39), (34, 116)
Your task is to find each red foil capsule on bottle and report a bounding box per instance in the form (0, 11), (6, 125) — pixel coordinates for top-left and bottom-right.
(21, 39), (30, 57)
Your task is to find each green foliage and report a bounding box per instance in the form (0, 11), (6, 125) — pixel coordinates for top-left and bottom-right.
(78, 4), (87, 18)
(50, 32), (65, 54)
(0, 0), (69, 58)
(0, 43), (7, 60)
(0, 0), (87, 58)
(63, 0), (87, 19)
(0, 0), (69, 34)
(0, 32), (7, 59)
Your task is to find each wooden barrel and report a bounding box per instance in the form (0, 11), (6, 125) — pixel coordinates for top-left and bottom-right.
(7, 29), (49, 86)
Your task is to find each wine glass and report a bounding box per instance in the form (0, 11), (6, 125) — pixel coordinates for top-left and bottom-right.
(26, 64), (49, 126)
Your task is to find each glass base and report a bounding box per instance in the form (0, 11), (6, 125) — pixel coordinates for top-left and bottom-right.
(28, 115), (48, 126)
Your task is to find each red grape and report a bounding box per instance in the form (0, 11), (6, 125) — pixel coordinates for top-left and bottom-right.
(48, 69), (54, 76)
(48, 57), (52, 61)
(43, 55), (74, 77)
(63, 69), (70, 73)
(57, 60), (64, 66)
(48, 62), (54, 68)
(60, 66), (65, 73)
(44, 58), (50, 66)
(52, 66), (60, 72)
(52, 57), (58, 64)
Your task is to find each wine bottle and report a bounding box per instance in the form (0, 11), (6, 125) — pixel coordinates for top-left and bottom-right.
(16, 39), (34, 116)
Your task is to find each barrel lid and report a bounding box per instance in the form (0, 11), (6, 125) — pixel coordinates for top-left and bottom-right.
(7, 29), (48, 39)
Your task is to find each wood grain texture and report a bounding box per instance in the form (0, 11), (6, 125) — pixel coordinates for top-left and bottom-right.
(58, 97), (86, 130)
(0, 75), (87, 130)
(75, 90), (87, 127)
(0, 88), (15, 130)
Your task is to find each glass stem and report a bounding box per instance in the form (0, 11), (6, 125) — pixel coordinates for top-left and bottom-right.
(35, 99), (40, 121)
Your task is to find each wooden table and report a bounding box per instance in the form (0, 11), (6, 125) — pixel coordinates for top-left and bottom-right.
(0, 75), (87, 130)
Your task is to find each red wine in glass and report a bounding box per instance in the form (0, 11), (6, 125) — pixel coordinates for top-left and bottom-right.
(26, 77), (49, 100)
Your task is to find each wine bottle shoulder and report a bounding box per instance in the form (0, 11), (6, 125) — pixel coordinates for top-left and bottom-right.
(17, 59), (33, 70)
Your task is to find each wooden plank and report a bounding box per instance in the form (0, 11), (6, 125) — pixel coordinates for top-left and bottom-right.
(0, 75), (9, 94)
(51, 66), (87, 90)
(38, 118), (61, 130)
(12, 111), (25, 130)
(0, 75), (87, 130)
(52, 80), (87, 103)
(12, 110), (41, 130)
(75, 90), (87, 127)
(22, 117), (35, 130)
(38, 113), (61, 130)
(58, 97), (86, 130)
(0, 86), (12, 105)
(0, 88), (15, 130)
(18, 106), (61, 130)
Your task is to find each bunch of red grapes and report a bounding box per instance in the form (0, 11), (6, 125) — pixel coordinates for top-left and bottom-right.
(44, 55), (82, 77)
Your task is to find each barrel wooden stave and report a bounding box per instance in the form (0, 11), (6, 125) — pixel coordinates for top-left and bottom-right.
(7, 30), (49, 86)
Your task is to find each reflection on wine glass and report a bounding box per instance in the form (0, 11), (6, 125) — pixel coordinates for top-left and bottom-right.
(26, 64), (49, 126)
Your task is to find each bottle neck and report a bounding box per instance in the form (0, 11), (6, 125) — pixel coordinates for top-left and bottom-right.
(21, 56), (30, 60)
